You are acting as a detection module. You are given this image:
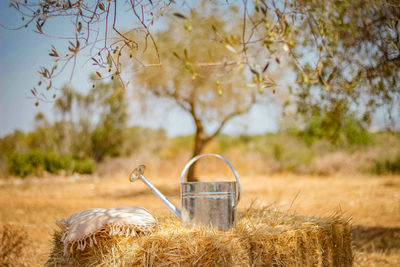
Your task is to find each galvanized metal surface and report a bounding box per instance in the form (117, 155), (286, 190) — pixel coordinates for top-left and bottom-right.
(179, 154), (241, 230)
(181, 181), (237, 229)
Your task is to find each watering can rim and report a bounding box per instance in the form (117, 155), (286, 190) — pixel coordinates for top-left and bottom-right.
(181, 181), (238, 184)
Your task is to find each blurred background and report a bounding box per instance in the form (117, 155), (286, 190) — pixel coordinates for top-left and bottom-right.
(1, 0), (399, 179)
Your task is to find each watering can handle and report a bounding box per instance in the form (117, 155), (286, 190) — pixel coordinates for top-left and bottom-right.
(179, 154), (242, 207)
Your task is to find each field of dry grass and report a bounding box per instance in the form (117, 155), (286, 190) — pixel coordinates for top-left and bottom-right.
(1, 167), (399, 266)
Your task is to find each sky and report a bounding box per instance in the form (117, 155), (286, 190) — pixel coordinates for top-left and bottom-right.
(0, 1), (279, 138)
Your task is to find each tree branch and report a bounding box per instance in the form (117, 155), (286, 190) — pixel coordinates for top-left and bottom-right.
(205, 93), (257, 143)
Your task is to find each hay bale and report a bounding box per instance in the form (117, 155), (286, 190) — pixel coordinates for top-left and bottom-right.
(46, 209), (352, 266)
(128, 218), (251, 266)
(46, 230), (141, 266)
(1, 223), (34, 267)
(243, 209), (353, 266)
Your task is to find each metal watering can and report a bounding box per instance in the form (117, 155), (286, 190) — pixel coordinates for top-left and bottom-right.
(129, 154), (242, 230)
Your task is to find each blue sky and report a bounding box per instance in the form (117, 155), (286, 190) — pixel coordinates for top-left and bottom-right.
(1, 3), (70, 135)
(0, 2), (278, 137)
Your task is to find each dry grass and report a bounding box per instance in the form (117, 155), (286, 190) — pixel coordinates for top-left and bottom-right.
(0, 170), (399, 266)
(0, 223), (36, 266)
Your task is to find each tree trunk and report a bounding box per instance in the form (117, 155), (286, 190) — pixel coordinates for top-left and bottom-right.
(186, 129), (207, 182)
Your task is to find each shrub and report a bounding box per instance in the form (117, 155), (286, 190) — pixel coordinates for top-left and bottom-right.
(43, 152), (62, 174)
(373, 151), (400, 175)
(27, 150), (44, 168)
(7, 154), (35, 178)
(299, 113), (372, 146)
(343, 116), (373, 146)
(58, 155), (74, 172)
(252, 133), (315, 173)
(7, 152), (95, 177)
(73, 158), (95, 174)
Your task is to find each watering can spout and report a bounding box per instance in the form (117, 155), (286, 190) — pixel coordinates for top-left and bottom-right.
(129, 165), (181, 219)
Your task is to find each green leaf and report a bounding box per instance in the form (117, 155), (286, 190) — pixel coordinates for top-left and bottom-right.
(76, 22), (82, 33)
(262, 62), (270, 73)
(225, 44), (236, 53)
(327, 67), (337, 83)
(107, 52), (112, 66)
(173, 13), (186, 19)
(250, 68), (259, 76)
(172, 52), (181, 60)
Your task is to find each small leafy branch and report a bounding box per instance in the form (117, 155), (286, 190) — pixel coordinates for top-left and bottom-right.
(3, 0), (325, 102)
(4, 0), (171, 104)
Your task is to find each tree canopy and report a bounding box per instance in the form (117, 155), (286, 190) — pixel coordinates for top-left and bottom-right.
(129, 2), (281, 180)
(288, 0), (400, 138)
(3, 0), (400, 143)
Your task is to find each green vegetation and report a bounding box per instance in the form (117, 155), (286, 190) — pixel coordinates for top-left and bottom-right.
(130, 4), (265, 181)
(169, 131), (400, 175)
(373, 151), (400, 175)
(298, 113), (373, 146)
(9, 0), (398, 134)
(0, 125), (169, 178)
(0, 77), (132, 178)
(7, 151), (94, 178)
(0, 75), (397, 178)
(1, 122), (399, 178)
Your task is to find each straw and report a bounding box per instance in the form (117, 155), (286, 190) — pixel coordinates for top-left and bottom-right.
(46, 208), (352, 266)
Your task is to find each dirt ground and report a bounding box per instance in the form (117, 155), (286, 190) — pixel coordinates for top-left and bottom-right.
(1, 171), (399, 266)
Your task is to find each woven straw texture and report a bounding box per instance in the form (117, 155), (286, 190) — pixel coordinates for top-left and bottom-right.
(46, 208), (352, 267)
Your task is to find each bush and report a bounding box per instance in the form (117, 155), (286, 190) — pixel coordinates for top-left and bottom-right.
(7, 154), (35, 178)
(73, 158), (95, 174)
(7, 152), (95, 177)
(343, 116), (372, 146)
(43, 152), (63, 174)
(299, 113), (372, 146)
(27, 150), (44, 168)
(373, 151), (400, 175)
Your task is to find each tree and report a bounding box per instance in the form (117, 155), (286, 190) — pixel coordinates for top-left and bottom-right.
(128, 3), (276, 180)
(89, 77), (129, 161)
(286, 0), (400, 134)
(4, 1), (399, 156)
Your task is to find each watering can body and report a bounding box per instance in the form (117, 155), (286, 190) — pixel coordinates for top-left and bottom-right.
(130, 154), (241, 230)
(181, 181), (237, 229)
